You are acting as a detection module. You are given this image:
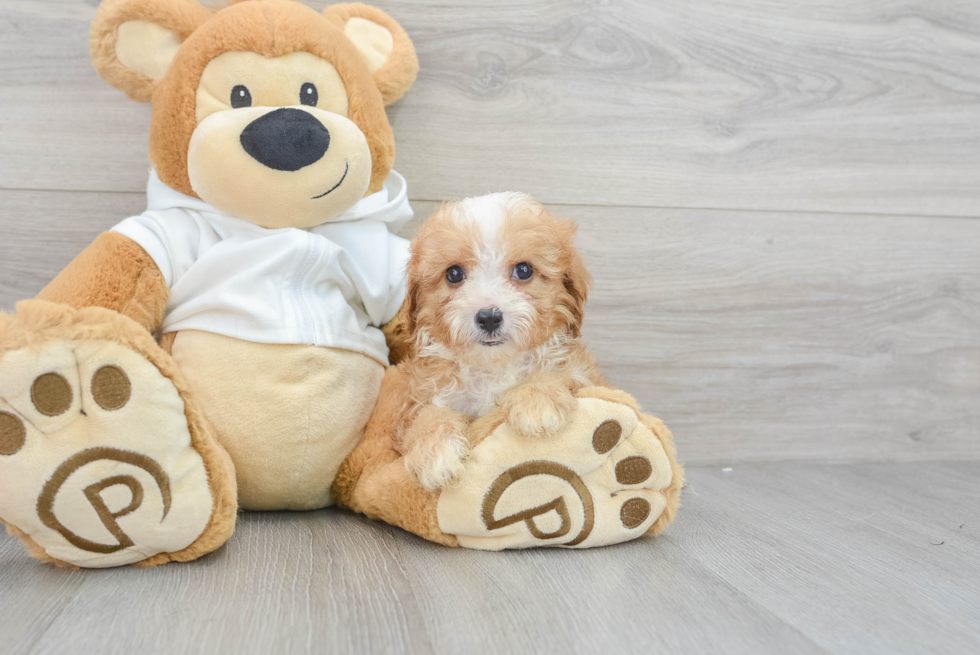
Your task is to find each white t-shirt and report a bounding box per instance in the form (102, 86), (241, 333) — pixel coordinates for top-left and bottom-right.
(112, 170), (413, 366)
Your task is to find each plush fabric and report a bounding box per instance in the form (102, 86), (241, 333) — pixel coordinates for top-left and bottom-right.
(1, 0), (682, 568)
(90, 0), (211, 102)
(0, 301), (237, 568)
(335, 369), (684, 551)
(342, 18), (393, 72)
(139, 0), (399, 198)
(115, 20), (184, 82)
(171, 330), (384, 511)
(437, 395), (677, 550)
(325, 3), (419, 105)
(187, 49), (375, 227)
(333, 366), (459, 546)
(36, 231), (170, 333)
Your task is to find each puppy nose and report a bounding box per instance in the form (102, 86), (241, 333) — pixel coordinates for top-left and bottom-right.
(240, 108), (330, 172)
(475, 307), (504, 333)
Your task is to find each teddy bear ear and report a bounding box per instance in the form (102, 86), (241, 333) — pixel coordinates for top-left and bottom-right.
(90, 0), (211, 102)
(324, 3), (419, 105)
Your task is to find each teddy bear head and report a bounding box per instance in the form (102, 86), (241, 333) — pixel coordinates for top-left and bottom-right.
(91, 0), (418, 228)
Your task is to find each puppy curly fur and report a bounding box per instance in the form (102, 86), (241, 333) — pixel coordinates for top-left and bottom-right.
(395, 193), (607, 490)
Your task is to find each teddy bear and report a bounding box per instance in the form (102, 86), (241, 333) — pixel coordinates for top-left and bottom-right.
(0, 0), (683, 568)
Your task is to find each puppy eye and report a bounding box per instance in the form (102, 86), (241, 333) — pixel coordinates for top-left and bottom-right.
(445, 265), (466, 284)
(513, 262), (533, 281)
(231, 85), (252, 108)
(300, 82), (318, 107)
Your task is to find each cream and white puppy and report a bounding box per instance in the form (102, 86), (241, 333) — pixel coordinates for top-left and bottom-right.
(396, 193), (605, 490)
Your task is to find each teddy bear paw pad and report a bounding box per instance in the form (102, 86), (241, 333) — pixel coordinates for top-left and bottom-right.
(437, 398), (674, 550)
(0, 339), (215, 567)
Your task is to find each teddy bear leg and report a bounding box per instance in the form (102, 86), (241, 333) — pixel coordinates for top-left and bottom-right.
(336, 367), (683, 550)
(0, 300), (237, 568)
(333, 367), (458, 546)
(437, 386), (684, 549)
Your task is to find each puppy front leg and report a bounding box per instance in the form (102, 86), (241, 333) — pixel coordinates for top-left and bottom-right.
(401, 406), (470, 491)
(500, 376), (577, 437)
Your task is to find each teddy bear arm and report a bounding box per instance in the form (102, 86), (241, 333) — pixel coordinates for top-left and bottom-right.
(36, 232), (169, 334)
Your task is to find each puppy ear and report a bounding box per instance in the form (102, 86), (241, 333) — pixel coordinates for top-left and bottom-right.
(556, 220), (593, 338)
(405, 241), (423, 336)
(324, 3), (419, 105)
(405, 277), (421, 336)
(90, 0), (210, 102)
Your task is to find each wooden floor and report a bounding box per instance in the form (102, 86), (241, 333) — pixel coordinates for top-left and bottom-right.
(2, 463), (978, 654)
(1, 0), (979, 653)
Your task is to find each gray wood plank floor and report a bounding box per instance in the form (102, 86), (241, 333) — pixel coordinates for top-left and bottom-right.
(2, 462), (977, 655)
(1, 0), (979, 653)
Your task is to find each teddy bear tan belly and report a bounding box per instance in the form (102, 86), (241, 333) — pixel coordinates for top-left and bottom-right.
(170, 330), (384, 511)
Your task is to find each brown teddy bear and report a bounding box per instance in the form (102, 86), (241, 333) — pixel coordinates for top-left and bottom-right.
(0, 0), (682, 568)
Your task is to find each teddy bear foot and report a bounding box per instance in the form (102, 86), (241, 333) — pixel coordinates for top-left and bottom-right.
(437, 388), (683, 550)
(0, 301), (236, 568)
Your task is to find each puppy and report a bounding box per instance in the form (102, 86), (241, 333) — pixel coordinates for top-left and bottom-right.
(396, 193), (606, 490)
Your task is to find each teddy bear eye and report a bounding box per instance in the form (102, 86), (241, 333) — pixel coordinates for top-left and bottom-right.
(231, 85), (252, 109)
(300, 83), (318, 107)
(445, 265), (466, 284)
(513, 262), (533, 280)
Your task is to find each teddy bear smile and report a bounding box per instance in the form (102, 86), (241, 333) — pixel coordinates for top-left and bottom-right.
(312, 160), (349, 199)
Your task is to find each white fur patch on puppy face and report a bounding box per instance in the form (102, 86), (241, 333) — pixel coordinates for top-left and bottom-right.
(442, 194), (537, 358)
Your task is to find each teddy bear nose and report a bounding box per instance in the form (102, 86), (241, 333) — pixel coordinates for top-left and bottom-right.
(240, 108), (330, 172)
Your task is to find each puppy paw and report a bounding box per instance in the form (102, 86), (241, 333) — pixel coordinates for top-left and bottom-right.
(404, 433), (469, 491)
(503, 387), (577, 437)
